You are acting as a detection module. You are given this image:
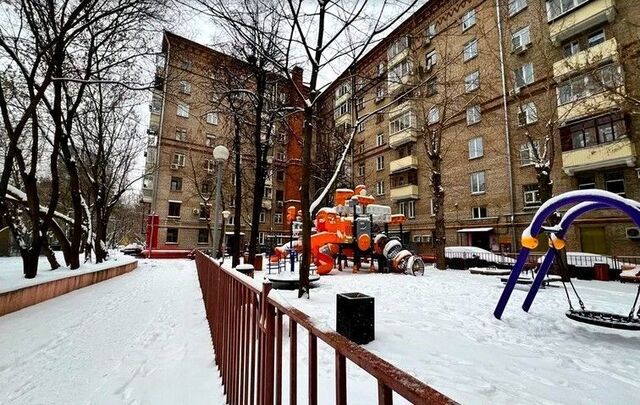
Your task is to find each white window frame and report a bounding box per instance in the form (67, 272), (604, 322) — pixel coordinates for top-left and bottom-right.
(467, 105), (481, 125)
(465, 70), (480, 92)
(173, 153), (185, 167)
(519, 141), (538, 166)
(358, 163), (365, 177)
(469, 137), (484, 159)
(179, 80), (191, 94)
(376, 180), (385, 196)
(430, 199), (435, 216)
(274, 213), (283, 224)
(407, 200), (416, 219)
(425, 50), (437, 69)
(515, 63), (535, 89)
(511, 26), (531, 51)
(523, 185), (541, 207)
(546, 0), (589, 21)
(463, 39), (478, 62)
(207, 112), (218, 125)
(462, 9), (476, 31)
(376, 133), (385, 147)
(177, 102), (189, 118)
(167, 201), (182, 218)
(387, 36), (409, 59)
(471, 206), (487, 219)
(508, 0), (527, 16)
(470, 171), (486, 194)
(426, 23), (437, 40)
(376, 155), (385, 171)
(206, 134), (216, 147)
(518, 102), (538, 126)
(175, 127), (187, 141)
(389, 111), (416, 135)
(166, 228), (179, 244)
(259, 210), (266, 223)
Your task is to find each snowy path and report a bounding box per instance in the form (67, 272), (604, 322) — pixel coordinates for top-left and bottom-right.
(0, 259), (225, 405)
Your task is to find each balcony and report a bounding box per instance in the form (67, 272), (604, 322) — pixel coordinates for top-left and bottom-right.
(390, 185), (419, 202)
(389, 128), (417, 149)
(142, 188), (153, 203)
(557, 86), (625, 122)
(388, 47), (409, 69)
(389, 155), (418, 174)
(553, 38), (618, 79)
(549, 0), (616, 45)
(562, 137), (636, 175)
(334, 112), (351, 127)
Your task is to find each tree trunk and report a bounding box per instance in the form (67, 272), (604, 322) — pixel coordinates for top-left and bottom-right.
(43, 237), (61, 270)
(298, 105), (314, 298)
(248, 69), (267, 264)
(21, 246), (40, 279)
(232, 122), (243, 268)
(95, 215), (108, 263)
(431, 160), (446, 270)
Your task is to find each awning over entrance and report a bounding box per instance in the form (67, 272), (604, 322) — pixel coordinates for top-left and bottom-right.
(225, 232), (245, 236)
(457, 227), (494, 233)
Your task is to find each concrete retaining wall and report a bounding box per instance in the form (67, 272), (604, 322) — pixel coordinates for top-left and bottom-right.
(0, 260), (137, 317)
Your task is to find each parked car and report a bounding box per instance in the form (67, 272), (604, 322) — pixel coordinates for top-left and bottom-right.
(445, 246), (516, 269)
(120, 243), (143, 256)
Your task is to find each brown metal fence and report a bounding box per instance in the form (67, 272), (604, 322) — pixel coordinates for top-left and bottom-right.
(195, 251), (456, 405)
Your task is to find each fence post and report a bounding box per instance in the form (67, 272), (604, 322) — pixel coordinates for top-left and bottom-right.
(262, 282), (275, 405)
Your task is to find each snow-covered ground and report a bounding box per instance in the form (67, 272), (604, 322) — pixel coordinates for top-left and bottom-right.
(260, 266), (640, 404)
(0, 252), (137, 294)
(0, 259), (225, 405)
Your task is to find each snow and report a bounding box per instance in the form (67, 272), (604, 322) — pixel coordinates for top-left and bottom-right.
(0, 259), (225, 404)
(0, 252), (138, 294)
(257, 266), (640, 404)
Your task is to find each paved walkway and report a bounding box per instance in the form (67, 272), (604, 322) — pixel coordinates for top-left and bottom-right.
(0, 259), (226, 405)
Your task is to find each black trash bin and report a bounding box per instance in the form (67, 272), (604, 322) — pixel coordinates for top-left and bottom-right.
(336, 292), (374, 344)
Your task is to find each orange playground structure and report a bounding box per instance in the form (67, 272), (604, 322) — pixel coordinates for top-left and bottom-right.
(275, 185), (425, 276)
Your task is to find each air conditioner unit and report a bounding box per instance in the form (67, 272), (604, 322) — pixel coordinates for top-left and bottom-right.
(171, 163), (180, 170)
(413, 235), (421, 243)
(626, 227), (640, 239)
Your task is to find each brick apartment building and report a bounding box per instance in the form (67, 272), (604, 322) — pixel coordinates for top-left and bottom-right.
(142, 32), (304, 252)
(317, 0), (640, 256)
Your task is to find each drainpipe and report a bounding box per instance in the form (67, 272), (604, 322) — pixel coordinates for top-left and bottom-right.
(494, 0), (517, 250)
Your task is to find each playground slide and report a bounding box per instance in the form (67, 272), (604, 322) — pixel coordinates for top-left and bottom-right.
(310, 232), (341, 275)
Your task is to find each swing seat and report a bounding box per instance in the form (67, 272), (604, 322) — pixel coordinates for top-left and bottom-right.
(566, 310), (640, 331)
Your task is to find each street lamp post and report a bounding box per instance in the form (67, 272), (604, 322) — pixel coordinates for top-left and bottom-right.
(211, 145), (230, 259)
(220, 210), (231, 261)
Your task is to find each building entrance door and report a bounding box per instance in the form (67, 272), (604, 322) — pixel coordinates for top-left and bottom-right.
(580, 227), (607, 255)
(471, 232), (491, 251)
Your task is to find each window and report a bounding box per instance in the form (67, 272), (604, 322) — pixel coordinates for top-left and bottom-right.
(508, 0), (527, 16)
(520, 142), (538, 165)
(259, 232), (265, 245)
(563, 40), (580, 57)
(199, 204), (210, 219)
(376, 155), (385, 171)
(168, 201), (181, 217)
(376, 113), (385, 124)
(398, 201), (406, 216)
(467, 105), (481, 125)
(605, 172), (625, 197)
(515, 63), (534, 88)
(430, 199), (435, 216)
(197, 229), (209, 244)
(546, 0), (589, 21)
(407, 200), (415, 219)
(577, 174), (595, 190)
(259, 210), (266, 223)
(425, 50), (437, 69)
(143, 175), (153, 190)
(274, 213), (283, 224)
(472, 206), (487, 219)
(205, 159), (215, 173)
(177, 102), (189, 118)
(511, 26), (531, 51)
(469, 137), (483, 159)
(388, 58), (413, 83)
(518, 102), (538, 126)
(463, 39), (478, 61)
(425, 77), (438, 96)
(462, 9), (476, 31)
(227, 215), (234, 225)
(170, 176), (182, 192)
(150, 98), (162, 115)
(564, 113), (627, 150)
(523, 184), (541, 207)
(175, 127), (187, 141)
(376, 86), (385, 101)
(179, 80), (191, 94)
(376, 181), (385, 196)
(426, 23), (437, 40)
(334, 101), (351, 119)
(376, 133), (385, 147)
(388, 36), (409, 59)
(587, 29), (606, 48)
(335, 82), (351, 98)
(166, 228), (179, 244)
(389, 111), (416, 135)
(357, 122), (365, 133)
(357, 97), (365, 111)
(471, 171), (486, 194)
(556, 64), (622, 106)
(276, 189), (284, 202)
(207, 112), (218, 125)
(276, 170), (284, 181)
(206, 134), (216, 147)
(172, 153), (185, 167)
(465, 71), (480, 92)
(180, 59), (192, 70)
(201, 181), (211, 194)
(358, 163), (365, 177)
(428, 107), (440, 124)
(377, 63), (385, 76)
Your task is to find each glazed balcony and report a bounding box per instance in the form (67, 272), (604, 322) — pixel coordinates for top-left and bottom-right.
(549, 0), (616, 45)
(562, 137), (636, 175)
(390, 185), (419, 202)
(389, 129), (417, 149)
(389, 155), (418, 174)
(553, 38), (618, 79)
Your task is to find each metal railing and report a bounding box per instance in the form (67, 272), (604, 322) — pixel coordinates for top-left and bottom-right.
(195, 251), (456, 405)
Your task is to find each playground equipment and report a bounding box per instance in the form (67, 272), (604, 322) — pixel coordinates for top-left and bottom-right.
(274, 186), (425, 276)
(494, 190), (640, 330)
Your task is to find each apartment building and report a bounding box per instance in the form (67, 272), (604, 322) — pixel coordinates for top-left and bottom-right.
(318, 0), (640, 256)
(142, 32), (304, 253)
